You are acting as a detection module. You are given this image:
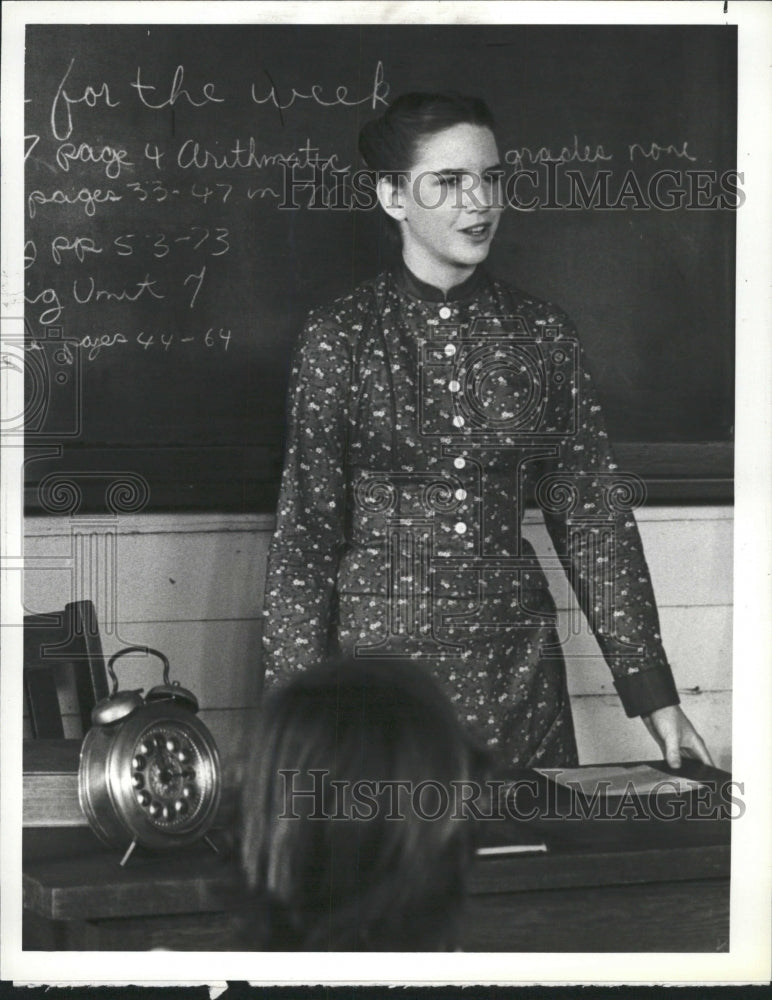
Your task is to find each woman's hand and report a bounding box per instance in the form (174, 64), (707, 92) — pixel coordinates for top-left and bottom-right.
(641, 704), (715, 769)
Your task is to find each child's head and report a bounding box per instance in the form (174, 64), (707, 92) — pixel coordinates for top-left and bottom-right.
(239, 655), (487, 950)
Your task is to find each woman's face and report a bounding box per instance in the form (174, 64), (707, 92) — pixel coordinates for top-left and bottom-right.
(382, 123), (503, 288)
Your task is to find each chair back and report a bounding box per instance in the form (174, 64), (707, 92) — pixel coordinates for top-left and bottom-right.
(24, 600), (109, 739)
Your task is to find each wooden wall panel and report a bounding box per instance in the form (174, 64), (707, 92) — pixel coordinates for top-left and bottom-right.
(24, 508), (733, 769)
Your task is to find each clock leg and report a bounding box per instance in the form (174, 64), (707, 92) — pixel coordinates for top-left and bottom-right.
(119, 837), (138, 867)
(203, 834), (219, 855)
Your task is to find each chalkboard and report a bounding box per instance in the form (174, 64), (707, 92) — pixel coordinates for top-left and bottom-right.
(22, 23), (736, 512)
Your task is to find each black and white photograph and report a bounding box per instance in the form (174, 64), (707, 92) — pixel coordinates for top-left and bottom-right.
(1, 0), (770, 987)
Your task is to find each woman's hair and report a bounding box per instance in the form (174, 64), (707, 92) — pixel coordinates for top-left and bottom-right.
(359, 92), (496, 247)
(238, 655), (489, 951)
(358, 91), (496, 175)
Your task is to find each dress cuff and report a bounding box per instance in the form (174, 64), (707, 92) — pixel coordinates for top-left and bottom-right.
(613, 665), (680, 718)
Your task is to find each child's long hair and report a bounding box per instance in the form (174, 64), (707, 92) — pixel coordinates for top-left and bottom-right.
(238, 656), (488, 951)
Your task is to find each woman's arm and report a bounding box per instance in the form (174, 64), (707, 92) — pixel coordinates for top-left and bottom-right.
(536, 318), (713, 766)
(537, 316), (682, 716)
(262, 309), (351, 685)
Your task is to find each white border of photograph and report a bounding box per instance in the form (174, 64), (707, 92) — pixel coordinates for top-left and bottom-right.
(1, 0), (770, 986)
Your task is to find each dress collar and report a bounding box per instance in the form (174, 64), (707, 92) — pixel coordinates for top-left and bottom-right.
(394, 260), (486, 303)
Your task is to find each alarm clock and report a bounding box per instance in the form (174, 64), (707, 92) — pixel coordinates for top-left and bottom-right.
(78, 646), (222, 866)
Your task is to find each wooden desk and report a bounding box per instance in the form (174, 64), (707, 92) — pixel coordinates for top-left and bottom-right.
(23, 762), (731, 952)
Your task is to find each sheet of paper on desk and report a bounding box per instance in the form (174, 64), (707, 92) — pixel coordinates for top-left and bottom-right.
(534, 764), (708, 796)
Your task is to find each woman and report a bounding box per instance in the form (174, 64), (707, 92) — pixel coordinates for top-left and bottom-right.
(238, 655), (486, 951)
(263, 92), (712, 771)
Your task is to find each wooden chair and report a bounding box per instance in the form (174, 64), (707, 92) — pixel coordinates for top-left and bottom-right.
(24, 600), (109, 739)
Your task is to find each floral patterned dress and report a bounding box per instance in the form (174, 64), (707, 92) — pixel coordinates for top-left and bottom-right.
(262, 264), (679, 768)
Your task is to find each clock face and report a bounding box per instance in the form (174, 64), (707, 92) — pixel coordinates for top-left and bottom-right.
(129, 722), (214, 831)
(79, 698), (222, 851)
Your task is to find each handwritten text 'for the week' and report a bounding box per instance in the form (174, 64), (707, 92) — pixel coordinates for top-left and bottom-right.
(49, 59), (390, 140)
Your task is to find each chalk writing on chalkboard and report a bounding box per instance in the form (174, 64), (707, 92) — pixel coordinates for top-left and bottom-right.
(22, 24), (735, 510)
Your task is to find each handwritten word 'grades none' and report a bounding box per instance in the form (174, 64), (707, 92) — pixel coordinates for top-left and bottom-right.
(49, 59), (390, 141)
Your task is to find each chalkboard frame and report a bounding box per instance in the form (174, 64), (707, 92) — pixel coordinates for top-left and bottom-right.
(21, 441), (733, 515)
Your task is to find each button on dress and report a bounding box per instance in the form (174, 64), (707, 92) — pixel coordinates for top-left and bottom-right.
(263, 265), (679, 768)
